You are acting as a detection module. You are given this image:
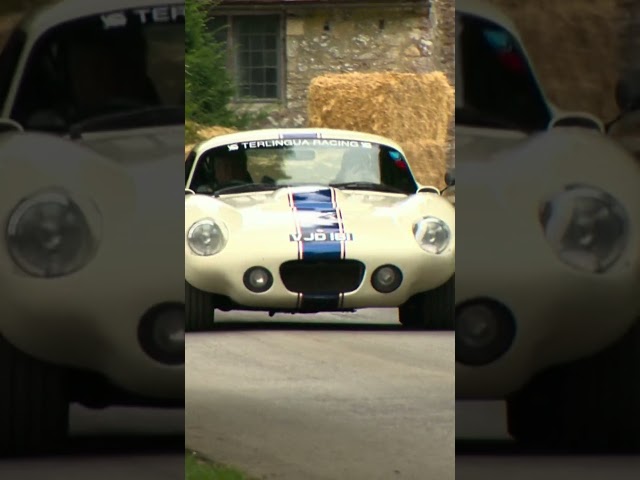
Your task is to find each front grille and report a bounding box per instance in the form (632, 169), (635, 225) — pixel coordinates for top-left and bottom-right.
(280, 260), (365, 294)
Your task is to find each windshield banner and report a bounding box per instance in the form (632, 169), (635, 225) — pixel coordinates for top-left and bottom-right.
(228, 139), (375, 151)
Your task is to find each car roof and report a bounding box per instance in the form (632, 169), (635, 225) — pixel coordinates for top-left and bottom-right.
(456, 0), (520, 37)
(194, 128), (405, 154)
(18, 0), (184, 34)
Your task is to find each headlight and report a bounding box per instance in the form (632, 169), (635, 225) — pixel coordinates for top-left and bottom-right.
(187, 219), (227, 256)
(6, 189), (99, 278)
(540, 185), (629, 273)
(413, 216), (451, 254)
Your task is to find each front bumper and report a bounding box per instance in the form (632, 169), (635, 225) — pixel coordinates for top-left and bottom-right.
(455, 237), (640, 399)
(0, 232), (184, 401)
(186, 239), (455, 311)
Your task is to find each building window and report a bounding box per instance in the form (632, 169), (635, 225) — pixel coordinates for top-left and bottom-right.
(210, 14), (283, 101)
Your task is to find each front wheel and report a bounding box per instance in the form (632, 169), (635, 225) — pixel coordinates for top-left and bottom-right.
(399, 275), (455, 330)
(0, 335), (69, 456)
(185, 281), (215, 332)
(507, 320), (640, 451)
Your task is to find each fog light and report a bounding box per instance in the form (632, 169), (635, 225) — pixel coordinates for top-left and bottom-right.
(244, 267), (273, 293)
(138, 303), (184, 366)
(372, 265), (403, 293)
(455, 300), (516, 366)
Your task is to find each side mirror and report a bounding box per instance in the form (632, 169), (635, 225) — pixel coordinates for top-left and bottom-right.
(418, 186), (441, 195)
(0, 118), (24, 134)
(444, 170), (455, 187)
(548, 112), (604, 132)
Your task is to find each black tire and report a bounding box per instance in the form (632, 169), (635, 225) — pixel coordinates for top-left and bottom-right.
(399, 275), (455, 330)
(507, 320), (640, 452)
(186, 281), (215, 332)
(0, 335), (69, 456)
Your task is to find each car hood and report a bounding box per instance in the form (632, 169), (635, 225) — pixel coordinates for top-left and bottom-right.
(185, 185), (455, 239)
(455, 125), (530, 164)
(76, 124), (184, 166)
(455, 128), (640, 306)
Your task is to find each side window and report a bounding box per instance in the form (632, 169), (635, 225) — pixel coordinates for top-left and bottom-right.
(458, 14), (551, 131)
(188, 151), (216, 192)
(11, 33), (69, 131)
(380, 148), (418, 193)
(0, 28), (26, 115)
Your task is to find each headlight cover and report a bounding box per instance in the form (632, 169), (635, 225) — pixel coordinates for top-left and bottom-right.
(413, 216), (451, 254)
(6, 189), (99, 278)
(187, 219), (227, 256)
(540, 184), (629, 273)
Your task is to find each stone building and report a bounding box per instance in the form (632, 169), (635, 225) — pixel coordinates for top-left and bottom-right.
(212, 0), (453, 128)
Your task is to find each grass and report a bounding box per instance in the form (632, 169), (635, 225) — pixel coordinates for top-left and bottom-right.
(185, 450), (254, 480)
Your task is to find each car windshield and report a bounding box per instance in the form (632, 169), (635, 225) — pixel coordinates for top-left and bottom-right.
(456, 12), (551, 131)
(9, 5), (184, 133)
(187, 137), (419, 196)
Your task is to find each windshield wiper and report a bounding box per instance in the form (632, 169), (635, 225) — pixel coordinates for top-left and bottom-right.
(214, 183), (289, 197)
(330, 182), (405, 194)
(69, 105), (184, 139)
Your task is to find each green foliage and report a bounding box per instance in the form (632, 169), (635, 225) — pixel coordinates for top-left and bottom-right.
(185, 0), (236, 126)
(186, 450), (253, 480)
(185, 0), (268, 129)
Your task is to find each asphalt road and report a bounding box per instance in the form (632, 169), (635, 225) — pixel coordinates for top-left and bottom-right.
(456, 401), (640, 480)
(186, 309), (455, 480)
(0, 406), (184, 480)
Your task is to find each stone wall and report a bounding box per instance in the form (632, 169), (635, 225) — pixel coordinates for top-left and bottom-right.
(221, 1), (456, 165)
(429, 0), (455, 165)
(247, 5), (436, 128)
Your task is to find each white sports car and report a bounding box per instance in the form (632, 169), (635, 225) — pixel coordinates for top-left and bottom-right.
(0, 0), (184, 455)
(184, 128), (456, 331)
(456, 0), (640, 450)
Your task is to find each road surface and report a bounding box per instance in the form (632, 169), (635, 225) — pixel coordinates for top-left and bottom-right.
(456, 401), (640, 480)
(186, 309), (455, 480)
(0, 406), (183, 480)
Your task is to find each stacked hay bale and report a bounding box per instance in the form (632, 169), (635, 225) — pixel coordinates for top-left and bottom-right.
(308, 71), (454, 189)
(185, 121), (237, 158)
(487, 0), (621, 122)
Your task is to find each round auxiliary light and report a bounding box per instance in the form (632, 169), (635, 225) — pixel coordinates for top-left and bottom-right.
(138, 303), (185, 366)
(371, 265), (403, 293)
(243, 267), (274, 293)
(455, 300), (516, 367)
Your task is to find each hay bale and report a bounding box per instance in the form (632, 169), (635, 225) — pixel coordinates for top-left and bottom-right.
(401, 140), (448, 189)
(308, 72), (454, 146)
(196, 125), (237, 139)
(185, 122), (238, 158)
(487, 0), (620, 121)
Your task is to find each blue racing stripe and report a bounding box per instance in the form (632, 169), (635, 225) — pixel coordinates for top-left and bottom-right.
(290, 187), (343, 311)
(291, 188), (342, 261)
